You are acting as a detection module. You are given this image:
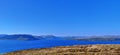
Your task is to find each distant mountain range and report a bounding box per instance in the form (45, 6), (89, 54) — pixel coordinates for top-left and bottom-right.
(66, 35), (120, 41)
(0, 34), (56, 40)
(0, 34), (120, 41)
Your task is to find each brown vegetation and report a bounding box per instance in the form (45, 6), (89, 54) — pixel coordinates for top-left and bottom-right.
(4, 45), (120, 55)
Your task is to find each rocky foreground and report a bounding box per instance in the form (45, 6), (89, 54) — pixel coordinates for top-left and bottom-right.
(4, 45), (120, 55)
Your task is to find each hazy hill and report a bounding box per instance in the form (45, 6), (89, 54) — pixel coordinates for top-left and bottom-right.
(0, 34), (56, 40)
(0, 34), (120, 41)
(69, 37), (120, 41)
(65, 35), (120, 41)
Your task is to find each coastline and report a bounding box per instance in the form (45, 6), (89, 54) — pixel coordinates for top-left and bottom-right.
(4, 44), (120, 55)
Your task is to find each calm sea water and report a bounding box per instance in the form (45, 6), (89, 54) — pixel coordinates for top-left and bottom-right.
(0, 38), (120, 54)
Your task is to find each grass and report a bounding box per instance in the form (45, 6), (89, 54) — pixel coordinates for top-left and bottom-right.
(4, 44), (120, 55)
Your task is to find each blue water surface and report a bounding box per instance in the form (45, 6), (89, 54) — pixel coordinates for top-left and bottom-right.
(0, 38), (120, 54)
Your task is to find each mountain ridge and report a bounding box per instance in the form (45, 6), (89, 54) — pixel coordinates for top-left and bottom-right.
(0, 34), (120, 41)
(0, 34), (56, 40)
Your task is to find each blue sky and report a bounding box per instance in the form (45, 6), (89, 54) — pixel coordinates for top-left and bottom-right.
(0, 0), (120, 36)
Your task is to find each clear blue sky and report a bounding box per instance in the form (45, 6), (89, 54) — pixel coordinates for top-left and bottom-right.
(0, 0), (120, 36)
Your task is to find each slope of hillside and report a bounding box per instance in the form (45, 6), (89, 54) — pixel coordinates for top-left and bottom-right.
(65, 35), (120, 41)
(0, 34), (56, 40)
(4, 45), (120, 55)
(1, 34), (120, 41)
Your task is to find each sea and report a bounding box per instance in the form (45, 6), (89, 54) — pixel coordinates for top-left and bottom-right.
(0, 38), (120, 54)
